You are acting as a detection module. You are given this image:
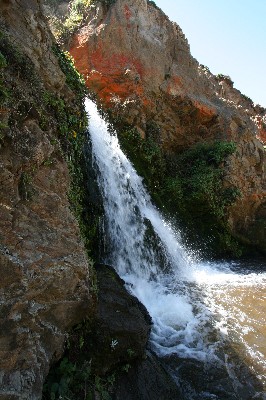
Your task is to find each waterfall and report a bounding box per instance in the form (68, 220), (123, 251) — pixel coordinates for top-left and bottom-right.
(86, 99), (266, 392)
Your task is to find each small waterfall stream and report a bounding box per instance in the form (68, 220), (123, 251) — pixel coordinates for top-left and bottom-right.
(87, 99), (266, 398)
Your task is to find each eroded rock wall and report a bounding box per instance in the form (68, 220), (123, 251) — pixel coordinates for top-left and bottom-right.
(0, 1), (93, 398)
(69, 0), (266, 252)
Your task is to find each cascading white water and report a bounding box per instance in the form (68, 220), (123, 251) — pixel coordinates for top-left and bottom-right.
(87, 99), (266, 392)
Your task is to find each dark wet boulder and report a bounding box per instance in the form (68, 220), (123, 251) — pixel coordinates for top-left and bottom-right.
(90, 264), (182, 399)
(90, 263), (152, 375)
(113, 350), (182, 400)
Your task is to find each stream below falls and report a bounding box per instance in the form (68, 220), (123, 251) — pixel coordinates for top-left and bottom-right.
(86, 99), (266, 399)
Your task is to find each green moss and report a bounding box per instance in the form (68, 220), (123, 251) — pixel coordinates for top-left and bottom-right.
(52, 45), (86, 99)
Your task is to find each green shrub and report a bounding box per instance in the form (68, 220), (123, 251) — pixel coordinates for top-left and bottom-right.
(52, 45), (86, 100)
(173, 141), (239, 219)
(242, 93), (253, 105)
(163, 141), (243, 256)
(48, 0), (116, 43)
(43, 357), (92, 400)
(147, 0), (161, 10)
(216, 74), (234, 86)
(118, 127), (243, 257)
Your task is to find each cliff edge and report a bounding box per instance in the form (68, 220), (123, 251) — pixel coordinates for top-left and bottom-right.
(69, 0), (266, 254)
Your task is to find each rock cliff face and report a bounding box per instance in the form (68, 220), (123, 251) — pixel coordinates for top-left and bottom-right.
(0, 0), (265, 397)
(0, 1), (93, 398)
(69, 0), (266, 253)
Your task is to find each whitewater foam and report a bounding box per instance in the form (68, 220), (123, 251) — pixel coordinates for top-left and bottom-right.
(87, 99), (266, 383)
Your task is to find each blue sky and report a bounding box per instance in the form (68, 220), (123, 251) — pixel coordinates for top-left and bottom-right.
(155, 0), (266, 107)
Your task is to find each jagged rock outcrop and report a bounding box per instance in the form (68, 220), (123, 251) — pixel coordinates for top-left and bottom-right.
(0, 1), (93, 399)
(69, 0), (266, 253)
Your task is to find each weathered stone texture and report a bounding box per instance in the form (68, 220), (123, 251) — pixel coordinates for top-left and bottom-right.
(0, 1), (92, 399)
(1, 0), (66, 91)
(69, 0), (266, 252)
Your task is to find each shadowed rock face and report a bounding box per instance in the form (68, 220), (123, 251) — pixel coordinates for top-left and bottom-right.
(113, 350), (183, 400)
(69, 0), (266, 252)
(0, 1), (92, 399)
(89, 264), (152, 375)
(66, 264), (182, 400)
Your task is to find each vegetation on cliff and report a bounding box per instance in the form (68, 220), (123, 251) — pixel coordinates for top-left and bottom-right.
(1, 0), (265, 398)
(0, 16), (113, 400)
(44, 0), (116, 43)
(0, 27), (100, 259)
(117, 124), (243, 258)
(51, 44), (101, 257)
(0, 8), (101, 397)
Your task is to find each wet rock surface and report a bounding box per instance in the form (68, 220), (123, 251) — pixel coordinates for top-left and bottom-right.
(163, 348), (265, 400)
(89, 264), (152, 374)
(113, 350), (182, 400)
(89, 264), (182, 399)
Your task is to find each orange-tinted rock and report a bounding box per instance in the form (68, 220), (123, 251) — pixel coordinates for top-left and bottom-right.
(69, 0), (266, 251)
(70, 31), (147, 108)
(192, 100), (217, 123)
